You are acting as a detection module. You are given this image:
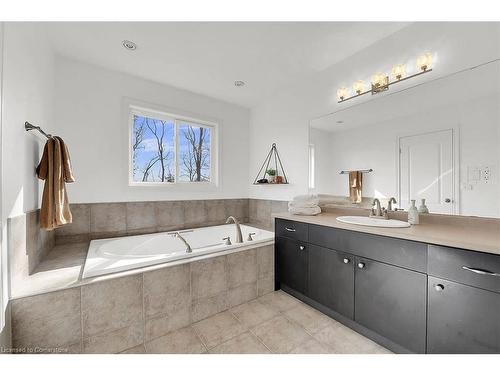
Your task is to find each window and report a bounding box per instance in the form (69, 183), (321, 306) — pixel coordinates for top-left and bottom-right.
(308, 143), (315, 189)
(129, 106), (217, 185)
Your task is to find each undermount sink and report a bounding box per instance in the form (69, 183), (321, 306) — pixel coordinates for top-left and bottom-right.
(336, 215), (411, 228)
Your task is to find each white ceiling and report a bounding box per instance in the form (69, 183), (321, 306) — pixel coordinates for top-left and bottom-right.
(45, 22), (409, 108)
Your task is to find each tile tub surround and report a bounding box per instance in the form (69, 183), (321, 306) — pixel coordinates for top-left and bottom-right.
(9, 243), (274, 353)
(248, 199), (288, 230)
(54, 199), (249, 244)
(7, 210), (55, 285)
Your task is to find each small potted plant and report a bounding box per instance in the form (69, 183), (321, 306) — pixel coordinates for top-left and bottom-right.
(266, 168), (277, 183)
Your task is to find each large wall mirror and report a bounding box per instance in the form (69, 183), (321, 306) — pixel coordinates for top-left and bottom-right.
(309, 60), (500, 218)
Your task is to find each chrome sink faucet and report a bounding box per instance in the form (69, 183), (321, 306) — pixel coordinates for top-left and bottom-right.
(387, 197), (397, 211)
(226, 216), (243, 243)
(173, 232), (192, 253)
(370, 198), (388, 219)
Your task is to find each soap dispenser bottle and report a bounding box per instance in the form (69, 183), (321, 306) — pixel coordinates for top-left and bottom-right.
(408, 200), (420, 225)
(418, 198), (429, 214)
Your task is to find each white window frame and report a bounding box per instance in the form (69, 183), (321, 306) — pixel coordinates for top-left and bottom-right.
(128, 104), (219, 187)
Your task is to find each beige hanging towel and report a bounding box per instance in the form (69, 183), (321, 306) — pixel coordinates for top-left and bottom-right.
(36, 136), (75, 230)
(348, 171), (363, 204)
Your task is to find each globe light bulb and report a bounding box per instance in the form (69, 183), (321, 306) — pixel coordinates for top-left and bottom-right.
(353, 80), (365, 95)
(416, 52), (433, 71)
(391, 64), (406, 80)
(371, 73), (387, 87)
(337, 87), (349, 101)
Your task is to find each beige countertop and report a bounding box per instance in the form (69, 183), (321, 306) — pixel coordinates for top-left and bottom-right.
(273, 211), (500, 256)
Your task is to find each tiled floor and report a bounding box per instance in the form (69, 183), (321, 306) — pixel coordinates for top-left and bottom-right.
(127, 290), (392, 354)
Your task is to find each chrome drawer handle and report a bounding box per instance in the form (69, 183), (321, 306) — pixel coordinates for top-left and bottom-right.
(462, 266), (500, 277)
(358, 262), (365, 269)
(343, 258), (350, 264)
(299, 245), (305, 251)
(285, 227), (296, 232)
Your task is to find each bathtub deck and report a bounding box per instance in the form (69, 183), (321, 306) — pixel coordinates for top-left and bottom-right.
(11, 241), (88, 299)
(10, 222), (275, 300)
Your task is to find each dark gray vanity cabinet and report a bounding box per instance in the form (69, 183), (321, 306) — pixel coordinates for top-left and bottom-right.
(276, 236), (309, 295)
(354, 257), (427, 353)
(427, 276), (500, 353)
(275, 218), (500, 354)
(427, 245), (500, 353)
(308, 244), (354, 319)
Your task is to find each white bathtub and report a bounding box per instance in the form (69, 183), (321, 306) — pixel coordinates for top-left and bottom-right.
(82, 224), (274, 278)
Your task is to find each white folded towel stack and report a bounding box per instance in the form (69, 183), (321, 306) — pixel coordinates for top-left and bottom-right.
(288, 194), (321, 216)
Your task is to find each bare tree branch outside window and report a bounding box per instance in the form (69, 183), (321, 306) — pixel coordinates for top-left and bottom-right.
(179, 124), (211, 182)
(132, 113), (212, 184)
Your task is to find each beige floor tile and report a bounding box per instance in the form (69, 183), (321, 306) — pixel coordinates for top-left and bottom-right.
(283, 303), (334, 334)
(209, 332), (270, 354)
(313, 322), (392, 354)
(251, 315), (310, 353)
(227, 282), (257, 308)
(145, 327), (206, 354)
(288, 338), (332, 354)
(257, 290), (301, 312)
(192, 311), (247, 349)
(144, 306), (191, 341)
(230, 299), (280, 328)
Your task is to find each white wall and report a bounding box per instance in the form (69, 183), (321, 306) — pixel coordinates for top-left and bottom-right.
(248, 22), (500, 202)
(0, 22), (56, 347)
(52, 57), (250, 203)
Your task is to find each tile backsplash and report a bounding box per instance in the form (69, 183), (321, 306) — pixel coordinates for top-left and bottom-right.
(55, 199), (252, 245)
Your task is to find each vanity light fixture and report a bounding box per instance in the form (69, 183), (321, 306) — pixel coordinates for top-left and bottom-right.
(337, 52), (433, 103)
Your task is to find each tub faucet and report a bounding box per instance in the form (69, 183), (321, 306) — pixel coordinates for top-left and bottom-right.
(173, 232), (192, 253)
(226, 216), (243, 243)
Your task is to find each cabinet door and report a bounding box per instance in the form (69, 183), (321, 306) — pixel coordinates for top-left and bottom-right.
(355, 258), (427, 353)
(276, 237), (308, 295)
(308, 244), (354, 319)
(427, 276), (500, 353)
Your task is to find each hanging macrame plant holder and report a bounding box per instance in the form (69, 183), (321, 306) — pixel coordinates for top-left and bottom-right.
(253, 143), (289, 185)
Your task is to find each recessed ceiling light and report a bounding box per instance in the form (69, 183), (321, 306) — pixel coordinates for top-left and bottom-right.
(336, 120), (344, 124)
(122, 40), (137, 51)
(234, 80), (245, 87)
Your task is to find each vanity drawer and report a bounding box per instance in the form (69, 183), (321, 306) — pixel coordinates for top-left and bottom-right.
(428, 245), (500, 293)
(275, 219), (308, 242)
(346, 231), (427, 273)
(308, 224), (427, 272)
(308, 224), (347, 252)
